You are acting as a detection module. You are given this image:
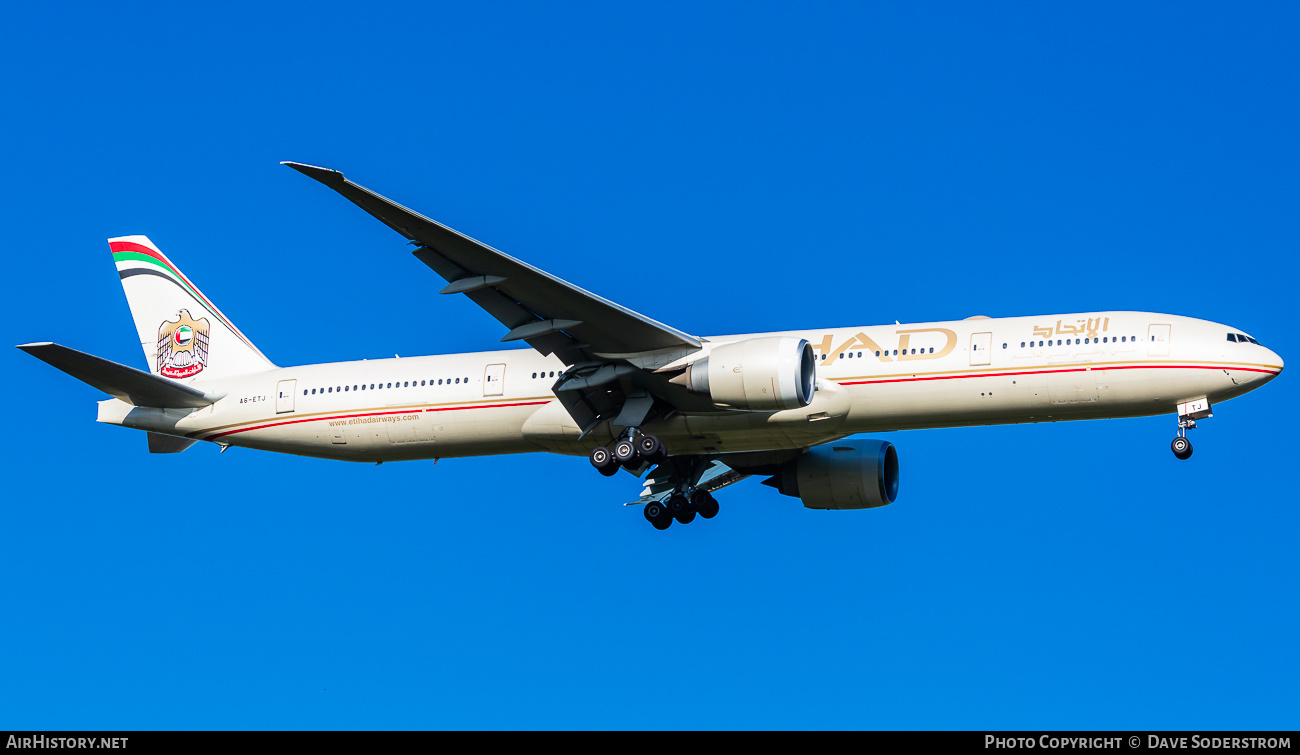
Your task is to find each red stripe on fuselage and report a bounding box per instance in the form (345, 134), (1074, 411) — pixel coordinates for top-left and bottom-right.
(838, 363), (1279, 387)
(199, 400), (552, 441)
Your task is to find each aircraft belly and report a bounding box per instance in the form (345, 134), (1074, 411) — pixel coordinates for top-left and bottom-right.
(844, 373), (1053, 430)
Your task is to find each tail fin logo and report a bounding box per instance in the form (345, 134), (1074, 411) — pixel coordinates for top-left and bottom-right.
(157, 309), (210, 378)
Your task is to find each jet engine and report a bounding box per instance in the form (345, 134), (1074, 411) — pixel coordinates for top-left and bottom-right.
(763, 439), (899, 510)
(676, 336), (815, 411)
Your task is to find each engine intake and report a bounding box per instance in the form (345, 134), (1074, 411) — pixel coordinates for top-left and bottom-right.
(678, 336), (815, 411)
(764, 440), (899, 510)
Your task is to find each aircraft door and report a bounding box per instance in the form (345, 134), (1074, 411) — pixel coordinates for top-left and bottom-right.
(970, 332), (993, 366)
(1148, 324), (1171, 357)
(483, 363), (506, 397)
(276, 379), (297, 414)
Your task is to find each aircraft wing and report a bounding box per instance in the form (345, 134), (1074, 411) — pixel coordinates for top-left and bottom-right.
(283, 162), (702, 364)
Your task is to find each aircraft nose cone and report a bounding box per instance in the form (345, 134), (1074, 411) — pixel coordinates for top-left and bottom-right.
(1267, 348), (1284, 374)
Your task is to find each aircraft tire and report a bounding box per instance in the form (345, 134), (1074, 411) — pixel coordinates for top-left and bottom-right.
(667, 493), (690, 519)
(692, 491), (719, 519)
(637, 435), (664, 462)
(590, 446), (616, 472)
(644, 501), (672, 530)
(1171, 436), (1193, 460)
(613, 438), (638, 465)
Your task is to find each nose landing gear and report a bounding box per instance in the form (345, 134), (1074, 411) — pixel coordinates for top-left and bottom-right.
(1171, 398), (1211, 461)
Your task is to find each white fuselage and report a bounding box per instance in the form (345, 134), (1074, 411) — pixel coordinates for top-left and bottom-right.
(97, 311), (1284, 462)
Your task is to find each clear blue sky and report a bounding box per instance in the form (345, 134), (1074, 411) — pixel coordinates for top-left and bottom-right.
(1, 2), (1296, 730)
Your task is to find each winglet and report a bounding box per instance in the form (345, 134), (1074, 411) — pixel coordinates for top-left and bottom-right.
(281, 161), (346, 186)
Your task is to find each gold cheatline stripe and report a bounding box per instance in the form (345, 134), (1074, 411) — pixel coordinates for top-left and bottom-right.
(832, 358), (1278, 383)
(193, 395), (555, 435)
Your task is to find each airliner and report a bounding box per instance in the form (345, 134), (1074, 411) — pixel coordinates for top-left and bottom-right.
(19, 162), (1284, 530)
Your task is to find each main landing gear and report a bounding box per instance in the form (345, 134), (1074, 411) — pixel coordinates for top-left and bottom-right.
(589, 430), (666, 476)
(591, 434), (723, 531)
(643, 489), (719, 530)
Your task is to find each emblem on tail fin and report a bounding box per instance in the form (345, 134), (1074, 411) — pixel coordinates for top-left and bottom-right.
(157, 309), (210, 378)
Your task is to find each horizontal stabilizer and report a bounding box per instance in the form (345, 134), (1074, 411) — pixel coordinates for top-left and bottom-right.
(17, 342), (225, 409)
(148, 432), (199, 453)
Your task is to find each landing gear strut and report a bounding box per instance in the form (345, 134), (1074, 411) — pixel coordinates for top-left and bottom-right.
(1171, 422), (1194, 460)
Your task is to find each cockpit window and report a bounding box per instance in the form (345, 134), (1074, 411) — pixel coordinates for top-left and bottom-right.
(1248, 336), (1260, 345)
(1227, 333), (1237, 342)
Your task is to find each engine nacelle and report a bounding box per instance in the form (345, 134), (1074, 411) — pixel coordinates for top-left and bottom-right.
(764, 440), (899, 510)
(679, 336), (815, 411)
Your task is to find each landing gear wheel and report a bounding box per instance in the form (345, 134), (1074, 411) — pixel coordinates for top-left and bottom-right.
(666, 493), (695, 524)
(644, 501), (672, 530)
(691, 490), (719, 519)
(1171, 436), (1193, 460)
(637, 435), (666, 465)
(613, 438), (638, 466)
(590, 446), (619, 476)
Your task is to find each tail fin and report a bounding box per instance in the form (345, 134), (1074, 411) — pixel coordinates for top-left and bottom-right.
(110, 236), (275, 381)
